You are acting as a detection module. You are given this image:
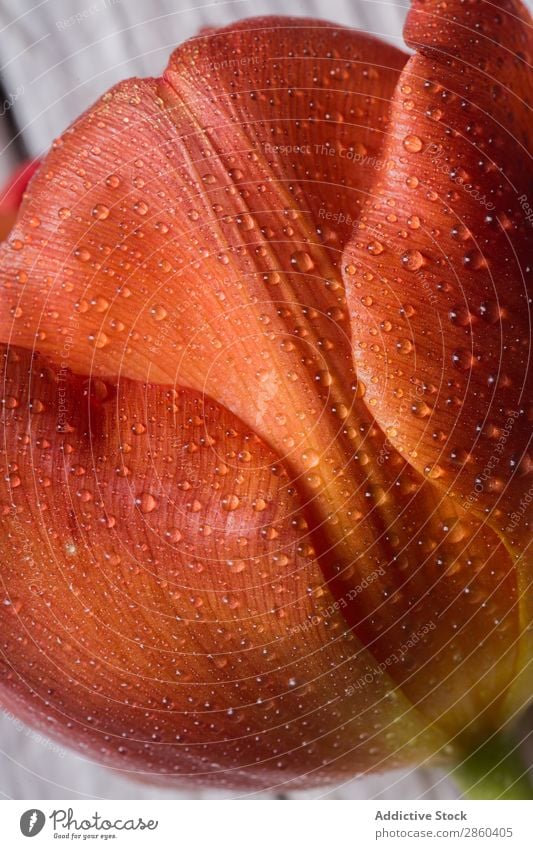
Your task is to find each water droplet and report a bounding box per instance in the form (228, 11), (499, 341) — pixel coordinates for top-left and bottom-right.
(463, 249), (487, 270)
(450, 224), (471, 241)
(90, 330), (110, 349)
(425, 464), (445, 480)
(291, 251), (314, 272)
(449, 305), (472, 326)
(30, 399), (45, 413)
(315, 370), (332, 387)
(301, 450), (320, 469)
(452, 348), (474, 371)
(134, 200), (149, 216)
(440, 518), (469, 543)
(479, 300), (502, 324)
(236, 213), (255, 230)
(305, 473), (322, 489)
(4, 598), (23, 615)
(166, 528), (182, 543)
(403, 134), (423, 153)
(411, 400), (432, 419)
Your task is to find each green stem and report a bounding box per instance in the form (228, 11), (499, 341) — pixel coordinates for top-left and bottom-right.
(453, 734), (533, 800)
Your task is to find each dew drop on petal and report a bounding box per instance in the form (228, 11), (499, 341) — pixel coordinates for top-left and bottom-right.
(301, 450), (320, 469)
(452, 348), (474, 371)
(150, 305), (168, 322)
(411, 400), (432, 419)
(222, 494), (240, 511)
(396, 338), (413, 354)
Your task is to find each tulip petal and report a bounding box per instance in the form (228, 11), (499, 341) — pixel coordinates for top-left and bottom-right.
(342, 0), (532, 535)
(1, 344), (449, 787)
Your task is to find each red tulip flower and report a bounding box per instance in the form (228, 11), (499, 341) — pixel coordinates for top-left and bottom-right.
(0, 0), (532, 797)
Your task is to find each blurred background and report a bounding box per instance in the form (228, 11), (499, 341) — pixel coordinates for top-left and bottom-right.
(0, 0), (530, 800)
